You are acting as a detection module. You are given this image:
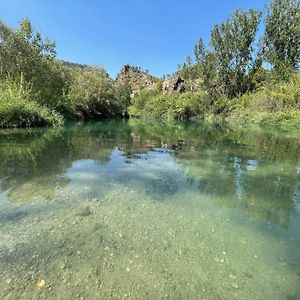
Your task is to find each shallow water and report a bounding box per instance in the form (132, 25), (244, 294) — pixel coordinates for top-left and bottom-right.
(0, 120), (299, 299)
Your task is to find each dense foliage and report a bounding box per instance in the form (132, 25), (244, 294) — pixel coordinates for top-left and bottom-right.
(130, 0), (300, 130)
(0, 19), (131, 128)
(0, 0), (299, 130)
(228, 72), (300, 130)
(0, 76), (63, 128)
(178, 0), (299, 92)
(67, 67), (131, 119)
(210, 9), (262, 98)
(263, 0), (300, 77)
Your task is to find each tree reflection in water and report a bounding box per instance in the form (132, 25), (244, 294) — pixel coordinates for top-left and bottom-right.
(0, 120), (299, 229)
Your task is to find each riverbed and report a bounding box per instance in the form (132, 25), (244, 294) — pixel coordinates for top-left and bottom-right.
(0, 120), (299, 299)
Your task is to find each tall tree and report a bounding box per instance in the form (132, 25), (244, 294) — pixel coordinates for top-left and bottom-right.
(194, 38), (206, 64)
(210, 9), (262, 97)
(185, 55), (192, 67)
(263, 0), (300, 76)
(0, 19), (67, 109)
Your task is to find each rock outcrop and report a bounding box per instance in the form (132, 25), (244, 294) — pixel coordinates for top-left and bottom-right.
(162, 76), (185, 94)
(116, 65), (187, 98)
(115, 65), (160, 98)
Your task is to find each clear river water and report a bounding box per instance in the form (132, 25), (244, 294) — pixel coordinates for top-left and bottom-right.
(0, 120), (299, 300)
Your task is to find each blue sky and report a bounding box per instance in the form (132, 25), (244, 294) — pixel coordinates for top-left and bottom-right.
(0, 0), (268, 78)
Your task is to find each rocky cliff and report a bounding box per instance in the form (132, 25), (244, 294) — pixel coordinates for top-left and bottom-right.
(115, 65), (160, 98)
(116, 64), (187, 98)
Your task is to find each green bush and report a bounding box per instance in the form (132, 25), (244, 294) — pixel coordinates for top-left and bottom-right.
(228, 73), (300, 130)
(0, 77), (63, 128)
(129, 90), (214, 121)
(0, 20), (68, 110)
(67, 67), (131, 119)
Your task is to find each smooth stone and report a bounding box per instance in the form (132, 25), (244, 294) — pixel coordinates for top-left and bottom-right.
(230, 282), (239, 289)
(229, 274), (237, 280)
(75, 206), (92, 217)
(244, 272), (253, 279)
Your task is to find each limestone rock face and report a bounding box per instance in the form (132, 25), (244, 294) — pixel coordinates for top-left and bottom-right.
(115, 65), (160, 98)
(116, 65), (187, 98)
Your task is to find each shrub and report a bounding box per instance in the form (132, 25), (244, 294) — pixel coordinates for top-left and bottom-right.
(228, 73), (300, 130)
(0, 77), (63, 128)
(67, 67), (130, 119)
(129, 90), (219, 122)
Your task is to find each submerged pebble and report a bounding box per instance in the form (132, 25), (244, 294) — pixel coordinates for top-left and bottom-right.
(59, 262), (66, 270)
(244, 272), (253, 279)
(75, 206), (92, 217)
(230, 282), (239, 290)
(229, 274), (237, 280)
(37, 279), (46, 288)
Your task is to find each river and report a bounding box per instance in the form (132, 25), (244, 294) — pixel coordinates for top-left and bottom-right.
(0, 120), (299, 299)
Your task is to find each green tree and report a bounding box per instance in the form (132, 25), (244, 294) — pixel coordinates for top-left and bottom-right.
(18, 18), (56, 59)
(202, 51), (218, 96)
(67, 66), (130, 119)
(185, 55), (192, 67)
(194, 38), (206, 64)
(0, 19), (67, 109)
(210, 9), (262, 97)
(263, 0), (300, 77)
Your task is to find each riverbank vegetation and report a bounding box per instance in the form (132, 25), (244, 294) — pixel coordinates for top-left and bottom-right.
(129, 0), (300, 130)
(0, 0), (299, 130)
(0, 19), (131, 128)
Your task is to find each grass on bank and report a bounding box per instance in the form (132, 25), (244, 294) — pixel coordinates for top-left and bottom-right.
(1, 70), (299, 131)
(0, 77), (63, 128)
(228, 73), (300, 131)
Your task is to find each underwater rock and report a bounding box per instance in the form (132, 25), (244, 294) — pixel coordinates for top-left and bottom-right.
(75, 206), (92, 217)
(244, 272), (253, 279)
(37, 279), (46, 288)
(59, 262), (66, 270)
(230, 282), (239, 289)
(229, 274), (237, 280)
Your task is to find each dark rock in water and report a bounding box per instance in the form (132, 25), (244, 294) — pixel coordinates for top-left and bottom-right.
(75, 206), (92, 217)
(244, 271), (253, 279)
